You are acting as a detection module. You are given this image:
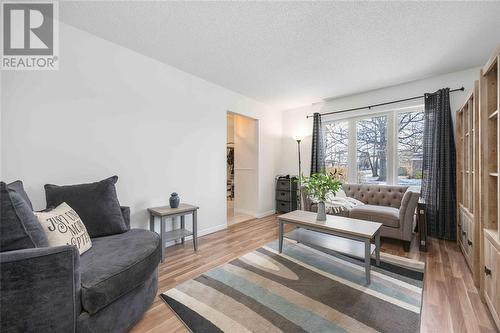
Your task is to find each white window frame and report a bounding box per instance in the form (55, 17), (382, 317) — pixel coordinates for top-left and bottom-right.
(322, 105), (424, 186)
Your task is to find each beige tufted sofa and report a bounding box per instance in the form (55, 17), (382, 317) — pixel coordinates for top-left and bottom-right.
(303, 184), (420, 251)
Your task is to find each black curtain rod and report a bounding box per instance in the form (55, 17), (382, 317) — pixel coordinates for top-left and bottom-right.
(306, 87), (465, 118)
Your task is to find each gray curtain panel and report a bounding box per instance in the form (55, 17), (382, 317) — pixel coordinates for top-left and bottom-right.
(310, 112), (326, 175)
(421, 88), (456, 240)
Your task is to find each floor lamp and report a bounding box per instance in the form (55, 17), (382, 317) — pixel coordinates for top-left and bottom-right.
(294, 136), (304, 210)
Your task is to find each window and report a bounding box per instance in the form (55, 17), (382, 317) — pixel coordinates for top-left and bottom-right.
(323, 108), (424, 190)
(397, 111), (424, 190)
(356, 115), (388, 184)
(324, 121), (348, 181)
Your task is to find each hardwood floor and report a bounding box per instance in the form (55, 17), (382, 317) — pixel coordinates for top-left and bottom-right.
(130, 215), (497, 333)
(227, 200), (254, 226)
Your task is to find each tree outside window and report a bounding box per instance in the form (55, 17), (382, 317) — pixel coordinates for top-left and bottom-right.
(324, 121), (348, 182)
(397, 111), (424, 190)
(356, 116), (388, 184)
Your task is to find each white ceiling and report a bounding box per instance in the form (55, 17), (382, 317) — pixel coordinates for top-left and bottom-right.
(60, 1), (500, 110)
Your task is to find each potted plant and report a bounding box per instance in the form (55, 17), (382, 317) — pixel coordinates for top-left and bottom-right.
(300, 172), (342, 221)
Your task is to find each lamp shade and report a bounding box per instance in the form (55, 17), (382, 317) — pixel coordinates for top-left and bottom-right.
(293, 132), (306, 141)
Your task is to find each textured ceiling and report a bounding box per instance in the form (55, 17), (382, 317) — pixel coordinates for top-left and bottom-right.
(59, 1), (500, 110)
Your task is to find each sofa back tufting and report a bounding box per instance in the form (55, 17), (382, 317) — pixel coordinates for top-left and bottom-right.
(342, 184), (408, 208)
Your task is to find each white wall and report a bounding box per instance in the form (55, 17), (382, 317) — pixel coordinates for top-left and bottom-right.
(279, 67), (480, 176)
(1, 23), (282, 235)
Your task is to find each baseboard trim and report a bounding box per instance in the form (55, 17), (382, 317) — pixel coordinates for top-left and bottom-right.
(255, 210), (276, 218)
(234, 208), (255, 216)
(163, 211), (275, 248)
(165, 223), (227, 247)
(198, 223), (228, 237)
(232, 209), (276, 218)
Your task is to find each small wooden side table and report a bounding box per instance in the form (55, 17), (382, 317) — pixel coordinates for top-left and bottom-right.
(148, 203), (199, 262)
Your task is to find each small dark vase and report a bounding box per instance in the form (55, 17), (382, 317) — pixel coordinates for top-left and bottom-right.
(169, 192), (180, 208)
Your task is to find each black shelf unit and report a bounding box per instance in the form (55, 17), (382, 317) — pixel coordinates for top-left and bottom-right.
(275, 177), (299, 213)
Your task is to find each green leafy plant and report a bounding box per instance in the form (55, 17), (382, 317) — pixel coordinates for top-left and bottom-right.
(300, 172), (342, 203)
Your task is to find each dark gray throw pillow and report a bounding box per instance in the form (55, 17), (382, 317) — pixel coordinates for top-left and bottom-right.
(44, 176), (127, 237)
(0, 182), (49, 252)
(7, 180), (34, 210)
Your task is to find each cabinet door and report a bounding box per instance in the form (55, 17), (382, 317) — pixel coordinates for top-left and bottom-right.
(495, 250), (500, 317)
(484, 238), (498, 314)
(467, 218), (474, 256)
(484, 239), (493, 300)
(459, 212), (464, 246)
(462, 215), (469, 250)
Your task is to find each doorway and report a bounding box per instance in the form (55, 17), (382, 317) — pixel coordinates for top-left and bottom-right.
(227, 112), (258, 225)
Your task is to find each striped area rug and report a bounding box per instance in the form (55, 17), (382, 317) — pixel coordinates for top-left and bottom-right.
(161, 237), (424, 333)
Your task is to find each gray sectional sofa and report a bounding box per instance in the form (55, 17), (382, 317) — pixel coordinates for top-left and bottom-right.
(0, 179), (161, 333)
(303, 183), (419, 251)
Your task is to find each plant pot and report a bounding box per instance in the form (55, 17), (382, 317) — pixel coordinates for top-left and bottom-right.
(317, 202), (327, 221)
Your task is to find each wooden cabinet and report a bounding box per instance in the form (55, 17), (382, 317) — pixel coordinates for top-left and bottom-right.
(480, 47), (499, 238)
(456, 45), (500, 329)
(456, 80), (480, 286)
(478, 45), (500, 331)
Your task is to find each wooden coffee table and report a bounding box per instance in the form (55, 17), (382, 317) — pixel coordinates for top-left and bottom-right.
(277, 210), (382, 284)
